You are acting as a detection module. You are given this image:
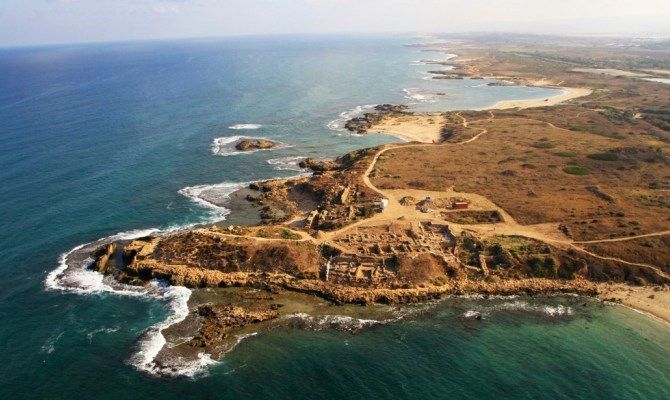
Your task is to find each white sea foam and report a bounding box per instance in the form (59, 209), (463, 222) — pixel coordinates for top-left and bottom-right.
(266, 156), (307, 172)
(178, 181), (246, 222)
(86, 327), (120, 342)
(41, 331), (65, 354)
(403, 88), (438, 103)
(211, 136), (290, 156)
(327, 104), (376, 132)
(284, 312), (385, 332)
(228, 124), (262, 130)
(127, 282), (217, 378)
(464, 301), (573, 319)
(44, 227), (220, 378)
(463, 310), (482, 319)
(44, 228), (160, 294)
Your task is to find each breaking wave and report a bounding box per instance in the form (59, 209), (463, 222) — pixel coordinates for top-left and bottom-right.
(44, 226), (220, 378)
(462, 301), (574, 320)
(327, 104), (376, 132)
(403, 88), (439, 103)
(283, 312), (389, 333)
(178, 181), (247, 222)
(266, 156), (307, 172)
(228, 124), (262, 130)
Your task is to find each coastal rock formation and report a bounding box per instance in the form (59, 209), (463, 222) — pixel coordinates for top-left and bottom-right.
(91, 243), (116, 274)
(245, 148), (383, 229)
(345, 104), (411, 134)
(298, 158), (339, 173)
(235, 139), (277, 151)
(190, 304), (280, 356)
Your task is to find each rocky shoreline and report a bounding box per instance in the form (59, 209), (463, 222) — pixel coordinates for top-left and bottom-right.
(83, 135), (669, 371)
(345, 104), (411, 134)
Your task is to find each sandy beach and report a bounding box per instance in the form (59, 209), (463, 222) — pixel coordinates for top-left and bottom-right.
(369, 113), (445, 143)
(599, 284), (670, 325)
(490, 87), (592, 110)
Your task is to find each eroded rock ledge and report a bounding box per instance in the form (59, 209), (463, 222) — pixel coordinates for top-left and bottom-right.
(235, 139), (278, 151)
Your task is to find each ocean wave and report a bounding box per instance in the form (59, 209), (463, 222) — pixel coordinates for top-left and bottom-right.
(128, 282), (218, 378)
(86, 326), (120, 342)
(211, 136), (290, 156)
(266, 156), (307, 172)
(44, 227), (219, 378)
(403, 88), (439, 103)
(327, 104), (376, 132)
(283, 312), (386, 333)
(41, 331), (65, 354)
(462, 301), (573, 319)
(178, 181), (247, 222)
(44, 228), (160, 294)
(228, 124), (262, 130)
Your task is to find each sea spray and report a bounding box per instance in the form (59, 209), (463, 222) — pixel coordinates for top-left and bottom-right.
(44, 228), (220, 377)
(228, 124), (262, 130)
(178, 181), (246, 220)
(327, 104), (376, 132)
(266, 156), (308, 172)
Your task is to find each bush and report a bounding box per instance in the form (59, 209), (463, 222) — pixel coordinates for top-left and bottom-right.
(280, 229), (301, 240)
(533, 142), (556, 149)
(527, 256), (558, 278)
(563, 166), (592, 175)
(588, 152), (619, 161)
(554, 151), (577, 158)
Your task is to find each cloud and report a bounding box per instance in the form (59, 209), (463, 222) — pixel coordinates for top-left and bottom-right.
(152, 3), (180, 13)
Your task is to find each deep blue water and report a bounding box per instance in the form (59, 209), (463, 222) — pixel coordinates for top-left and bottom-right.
(0, 35), (668, 399)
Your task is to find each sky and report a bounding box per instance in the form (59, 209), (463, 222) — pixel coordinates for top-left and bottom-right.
(1, 0), (669, 46)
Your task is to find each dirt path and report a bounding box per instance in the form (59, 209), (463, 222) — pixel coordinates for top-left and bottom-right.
(341, 112), (670, 277)
(574, 231), (670, 244)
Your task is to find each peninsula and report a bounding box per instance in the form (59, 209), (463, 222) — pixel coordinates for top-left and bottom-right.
(88, 35), (670, 370)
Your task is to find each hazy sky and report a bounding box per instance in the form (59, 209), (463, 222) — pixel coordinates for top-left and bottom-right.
(1, 0), (669, 46)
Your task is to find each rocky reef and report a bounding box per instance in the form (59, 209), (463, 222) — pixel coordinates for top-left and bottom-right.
(235, 139), (278, 151)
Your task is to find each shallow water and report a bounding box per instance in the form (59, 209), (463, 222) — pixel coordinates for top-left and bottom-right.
(1, 35), (668, 398)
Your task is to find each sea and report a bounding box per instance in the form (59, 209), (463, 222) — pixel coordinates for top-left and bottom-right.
(0, 34), (668, 399)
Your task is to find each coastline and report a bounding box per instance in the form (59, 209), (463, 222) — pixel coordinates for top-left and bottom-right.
(489, 87), (593, 110)
(368, 113), (444, 143)
(43, 42), (670, 380)
(599, 284), (670, 325)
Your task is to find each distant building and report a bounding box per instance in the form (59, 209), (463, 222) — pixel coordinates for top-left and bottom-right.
(452, 201), (469, 210)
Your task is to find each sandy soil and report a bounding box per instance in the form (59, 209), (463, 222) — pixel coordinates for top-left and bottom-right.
(642, 69), (670, 76)
(491, 87), (593, 110)
(369, 113), (444, 143)
(572, 68), (650, 77)
(599, 284), (670, 325)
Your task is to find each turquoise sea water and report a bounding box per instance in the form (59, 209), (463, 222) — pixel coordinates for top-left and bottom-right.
(1, 35), (668, 399)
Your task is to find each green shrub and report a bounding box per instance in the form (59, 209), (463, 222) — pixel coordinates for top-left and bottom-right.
(554, 151), (577, 158)
(533, 142), (556, 149)
(527, 256), (558, 278)
(563, 166), (592, 175)
(588, 152), (619, 161)
(280, 229), (301, 240)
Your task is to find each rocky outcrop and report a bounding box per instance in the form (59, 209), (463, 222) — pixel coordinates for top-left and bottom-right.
(235, 139), (277, 151)
(190, 304), (280, 356)
(299, 158), (339, 173)
(92, 243), (116, 274)
(345, 104), (411, 134)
